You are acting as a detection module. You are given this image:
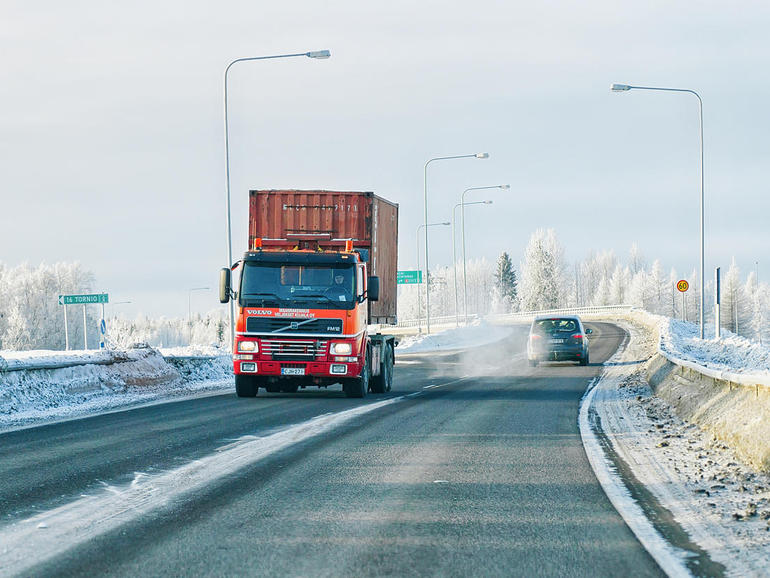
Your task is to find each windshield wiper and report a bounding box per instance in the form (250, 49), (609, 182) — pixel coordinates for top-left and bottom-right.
(241, 292), (283, 306)
(292, 293), (347, 308)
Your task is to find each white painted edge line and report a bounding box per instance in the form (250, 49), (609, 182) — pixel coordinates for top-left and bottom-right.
(0, 395), (405, 576)
(578, 339), (691, 578)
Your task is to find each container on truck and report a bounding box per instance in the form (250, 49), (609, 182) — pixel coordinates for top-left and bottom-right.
(219, 190), (398, 398)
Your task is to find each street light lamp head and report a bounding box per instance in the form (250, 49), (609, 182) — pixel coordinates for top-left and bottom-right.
(611, 83), (632, 92)
(475, 152), (489, 159)
(483, 200), (493, 204)
(441, 221), (451, 226)
(307, 50), (331, 59)
(499, 184), (510, 190)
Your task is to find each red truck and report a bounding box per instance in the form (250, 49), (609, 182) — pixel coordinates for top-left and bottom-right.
(219, 190), (398, 398)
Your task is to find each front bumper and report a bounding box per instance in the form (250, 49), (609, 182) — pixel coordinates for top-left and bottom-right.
(232, 358), (364, 378)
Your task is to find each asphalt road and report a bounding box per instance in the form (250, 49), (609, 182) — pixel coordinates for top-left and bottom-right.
(0, 322), (665, 577)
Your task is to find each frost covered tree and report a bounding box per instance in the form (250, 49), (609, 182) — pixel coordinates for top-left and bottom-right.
(518, 229), (568, 311)
(492, 252), (517, 312)
(720, 259), (751, 335)
(0, 262), (97, 351)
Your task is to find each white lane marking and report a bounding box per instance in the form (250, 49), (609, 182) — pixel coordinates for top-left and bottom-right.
(579, 369), (691, 577)
(0, 396), (405, 576)
(422, 376), (470, 390)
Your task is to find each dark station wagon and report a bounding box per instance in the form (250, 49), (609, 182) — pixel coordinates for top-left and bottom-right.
(527, 315), (592, 366)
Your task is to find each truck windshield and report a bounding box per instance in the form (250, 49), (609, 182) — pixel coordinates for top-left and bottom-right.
(240, 262), (357, 310)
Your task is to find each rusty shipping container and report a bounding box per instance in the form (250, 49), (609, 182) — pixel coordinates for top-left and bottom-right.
(248, 190), (399, 325)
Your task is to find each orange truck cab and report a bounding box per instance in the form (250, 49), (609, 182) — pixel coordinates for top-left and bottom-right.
(219, 190), (398, 398)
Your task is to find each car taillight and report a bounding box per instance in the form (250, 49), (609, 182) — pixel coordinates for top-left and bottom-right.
(531, 334), (542, 340)
(572, 334), (583, 340)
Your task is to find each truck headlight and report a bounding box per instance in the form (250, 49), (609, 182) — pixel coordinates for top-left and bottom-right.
(330, 342), (352, 355)
(238, 340), (258, 353)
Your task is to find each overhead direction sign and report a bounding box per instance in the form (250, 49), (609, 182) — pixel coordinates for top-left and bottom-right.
(397, 270), (422, 284)
(676, 280), (689, 293)
(58, 293), (109, 305)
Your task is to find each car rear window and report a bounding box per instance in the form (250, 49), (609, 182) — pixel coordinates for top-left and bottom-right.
(534, 319), (578, 334)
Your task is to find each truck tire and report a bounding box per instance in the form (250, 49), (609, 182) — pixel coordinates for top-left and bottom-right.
(344, 350), (370, 398)
(370, 343), (392, 394)
(235, 375), (258, 397)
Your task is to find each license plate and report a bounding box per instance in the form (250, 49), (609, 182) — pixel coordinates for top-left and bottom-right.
(548, 339), (564, 344)
(281, 367), (305, 376)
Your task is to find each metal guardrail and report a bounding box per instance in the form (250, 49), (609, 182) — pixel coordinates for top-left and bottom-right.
(396, 306), (634, 329)
(395, 314), (478, 328)
(491, 305), (635, 321)
(620, 310), (770, 390)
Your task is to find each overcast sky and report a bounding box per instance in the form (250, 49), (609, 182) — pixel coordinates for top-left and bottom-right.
(2, 1), (769, 317)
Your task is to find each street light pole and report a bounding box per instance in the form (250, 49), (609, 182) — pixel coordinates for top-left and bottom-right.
(423, 153), (489, 334)
(461, 184), (510, 323)
(416, 221), (450, 333)
(188, 287), (210, 344)
(611, 82), (705, 339)
(224, 50), (331, 351)
(452, 201), (492, 326)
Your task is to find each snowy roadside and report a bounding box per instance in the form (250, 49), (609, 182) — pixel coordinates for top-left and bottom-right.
(627, 311), (770, 384)
(585, 319), (770, 576)
(0, 346), (232, 432)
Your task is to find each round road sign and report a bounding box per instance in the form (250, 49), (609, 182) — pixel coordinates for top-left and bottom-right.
(677, 279), (689, 292)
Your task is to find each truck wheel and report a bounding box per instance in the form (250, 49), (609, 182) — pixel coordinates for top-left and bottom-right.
(235, 375), (258, 397)
(370, 344), (392, 394)
(344, 350), (370, 398)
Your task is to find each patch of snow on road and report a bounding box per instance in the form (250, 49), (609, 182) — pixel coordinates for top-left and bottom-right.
(396, 321), (513, 353)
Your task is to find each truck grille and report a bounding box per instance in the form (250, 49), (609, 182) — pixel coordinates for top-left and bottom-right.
(246, 317), (343, 335)
(260, 339), (328, 361)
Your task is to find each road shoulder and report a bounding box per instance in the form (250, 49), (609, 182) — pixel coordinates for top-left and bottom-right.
(582, 319), (770, 576)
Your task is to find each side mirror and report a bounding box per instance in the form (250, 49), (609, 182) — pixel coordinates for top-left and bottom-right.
(585, 327), (593, 335)
(367, 276), (380, 302)
(219, 268), (231, 303)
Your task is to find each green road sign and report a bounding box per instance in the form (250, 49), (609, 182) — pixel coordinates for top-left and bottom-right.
(397, 270), (422, 284)
(58, 293), (109, 305)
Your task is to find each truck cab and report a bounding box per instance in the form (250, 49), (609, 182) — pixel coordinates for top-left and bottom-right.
(220, 189), (398, 399)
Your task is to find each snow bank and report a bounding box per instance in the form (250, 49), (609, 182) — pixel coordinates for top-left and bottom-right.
(586, 320), (770, 575)
(0, 347), (232, 431)
(395, 321), (515, 354)
(627, 311), (770, 386)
